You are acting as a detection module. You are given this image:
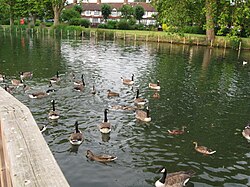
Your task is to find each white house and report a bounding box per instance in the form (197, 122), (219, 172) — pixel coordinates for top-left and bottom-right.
(67, 0), (156, 26)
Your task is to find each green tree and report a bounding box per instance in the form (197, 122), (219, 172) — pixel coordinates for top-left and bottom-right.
(73, 4), (83, 14)
(134, 5), (144, 23)
(61, 8), (80, 22)
(52, 0), (66, 26)
(120, 4), (134, 20)
(101, 4), (111, 22)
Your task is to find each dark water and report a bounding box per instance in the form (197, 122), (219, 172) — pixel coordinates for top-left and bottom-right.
(0, 33), (250, 187)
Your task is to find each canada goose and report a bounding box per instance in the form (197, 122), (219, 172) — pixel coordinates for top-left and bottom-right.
(29, 89), (56, 99)
(135, 106), (151, 122)
(73, 84), (84, 92)
(149, 80), (160, 90)
(86, 150), (117, 163)
(99, 109), (111, 133)
(69, 121), (83, 145)
(4, 85), (15, 94)
(23, 84), (30, 92)
(50, 71), (60, 83)
(74, 74), (85, 86)
(48, 100), (59, 120)
(167, 126), (186, 135)
(134, 89), (147, 106)
(20, 71), (33, 79)
(91, 85), (96, 95)
(242, 124), (250, 141)
(107, 89), (119, 97)
(152, 90), (160, 99)
(155, 167), (195, 187)
(121, 74), (134, 85)
(0, 74), (5, 82)
(243, 61), (248, 66)
(11, 79), (24, 86)
(193, 142), (216, 155)
(40, 125), (47, 133)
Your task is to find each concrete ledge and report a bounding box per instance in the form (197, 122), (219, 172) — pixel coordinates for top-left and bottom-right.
(0, 87), (69, 187)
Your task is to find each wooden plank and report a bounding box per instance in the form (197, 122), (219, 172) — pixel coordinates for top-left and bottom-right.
(0, 87), (69, 187)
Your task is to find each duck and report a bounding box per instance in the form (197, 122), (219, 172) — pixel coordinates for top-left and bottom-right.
(155, 167), (195, 187)
(121, 74), (134, 85)
(73, 84), (84, 92)
(74, 74), (85, 86)
(135, 106), (151, 122)
(152, 90), (160, 99)
(99, 109), (111, 133)
(50, 71), (60, 83)
(28, 89), (56, 99)
(48, 100), (60, 120)
(149, 80), (160, 90)
(20, 71), (33, 79)
(86, 150), (117, 163)
(69, 121), (83, 145)
(242, 124), (250, 141)
(193, 142), (216, 155)
(0, 74), (5, 82)
(107, 89), (119, 97)
(167, 126), (186, 135)
(11, 79), (24, 86)
(134, 89), (147, 106)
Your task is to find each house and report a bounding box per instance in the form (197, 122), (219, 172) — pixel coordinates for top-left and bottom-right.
(67, 0), (157, 26)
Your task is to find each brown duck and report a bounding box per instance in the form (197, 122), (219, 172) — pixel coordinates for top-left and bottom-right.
(86, 150), (117, 163)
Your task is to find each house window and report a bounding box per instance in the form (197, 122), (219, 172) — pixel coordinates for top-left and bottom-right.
(94, 11), (99, 16)
(111, 8), (117, 16)
(92, 18), (99, 23)
(85, 10), (90, 15)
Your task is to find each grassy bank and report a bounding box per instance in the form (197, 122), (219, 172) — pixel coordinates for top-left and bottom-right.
(1, 25), (250, 50)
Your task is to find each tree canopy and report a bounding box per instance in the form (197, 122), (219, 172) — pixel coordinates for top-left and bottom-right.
(134, 5), (145, 23)
(101, 4), (112, 22)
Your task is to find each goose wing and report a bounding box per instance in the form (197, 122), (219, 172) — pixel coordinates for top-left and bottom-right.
(135, 110), (147, 120)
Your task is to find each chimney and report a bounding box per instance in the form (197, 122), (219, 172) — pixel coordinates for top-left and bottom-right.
(97, 0), (101, 4)
(73, 0), (77, 4)
(124, 0), (128, 4)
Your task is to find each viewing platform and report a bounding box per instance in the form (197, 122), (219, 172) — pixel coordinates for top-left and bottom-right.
(0, 87), (69, 187)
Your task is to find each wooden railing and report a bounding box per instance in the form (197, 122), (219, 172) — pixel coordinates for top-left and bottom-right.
(0, 87), (69, 187)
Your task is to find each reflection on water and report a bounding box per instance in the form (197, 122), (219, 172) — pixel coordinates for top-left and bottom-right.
(0, 33), (250, 187)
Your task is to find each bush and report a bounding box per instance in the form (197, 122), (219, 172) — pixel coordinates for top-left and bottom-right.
(98, 23), (107, 29)
(106, 20), (117, 29)
(61, 9), (80, 22)
(116, 19), (130, 30)
(69, 18), (90, 28)
(181, 26), (205, 34)
(134, 23), (145, 30)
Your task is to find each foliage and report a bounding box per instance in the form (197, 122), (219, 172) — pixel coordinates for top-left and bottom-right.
(101, 4), (111, 22)
(134, 5), (144, 23)
(69, 18), (90, 28)
(116, 19), (130, 30)
(73, 4), (82, 14)
(106, 20), (117, 29)
(61, 8), (80, 22)
(120, 4), (134, 20)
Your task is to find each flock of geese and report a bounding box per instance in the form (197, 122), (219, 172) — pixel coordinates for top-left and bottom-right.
(1, 71), (250, 187)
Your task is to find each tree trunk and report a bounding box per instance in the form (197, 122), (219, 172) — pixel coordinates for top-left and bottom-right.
(53, 9), (60, 26)
(205, 0), (215, 42)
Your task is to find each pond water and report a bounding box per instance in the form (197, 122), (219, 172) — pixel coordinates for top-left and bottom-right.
(0, 33), (249, 187)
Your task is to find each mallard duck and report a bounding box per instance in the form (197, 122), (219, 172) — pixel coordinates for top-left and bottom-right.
(121, 74), (134, 85)
(152, 90), (160, 99)
(155, 167), (195, 187)
(86, 150), (117, 163)
(193, 142), (216, 155)
(74, 74), (85, 86)
(50, 71), (60, 83)
(167, 126), (186, 135)
(11, 79), (24, 86)
(69, 121), (83, 145)
(149, 80), (160, 90)
(0, 74), (5, 82)
(29, 89), (56, 99)
(20, 71), (33, 79)
(134, 89), (147, 106)
(99, 109), (111, 133)
(48, 100), (60, 120)
(242, 124), (250, 140)
(135, 106), (151, 122)
(107, 89), (119, 97)
(73, 84), (84, 92)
